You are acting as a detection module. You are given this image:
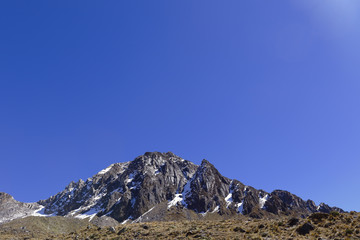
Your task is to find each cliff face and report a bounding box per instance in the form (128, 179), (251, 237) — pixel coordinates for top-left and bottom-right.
(1, 152), (344, 224)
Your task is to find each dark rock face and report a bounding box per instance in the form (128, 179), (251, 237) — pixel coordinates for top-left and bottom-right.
(264, 190), (343, 216)
(0, 152), (345, 224)
(317, 202), (344, 213)
(38, 152), (198, 222)
(306, 200), (318, 212)
(107, 152), (198, 221)
(265, 190), (309, 215)
(183, 159), (231, 213)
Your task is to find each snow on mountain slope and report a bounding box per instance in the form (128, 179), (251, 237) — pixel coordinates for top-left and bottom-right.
(0, 152), (344, 224)
(0, 192), (48, 224)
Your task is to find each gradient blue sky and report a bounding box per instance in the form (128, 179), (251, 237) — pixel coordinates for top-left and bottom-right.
(1, 1), (359, 211)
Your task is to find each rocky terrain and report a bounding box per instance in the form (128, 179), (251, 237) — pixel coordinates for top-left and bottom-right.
(0, 211), (359, 239)
(0, 192), (45, 224)
(0, 151), (344, 226)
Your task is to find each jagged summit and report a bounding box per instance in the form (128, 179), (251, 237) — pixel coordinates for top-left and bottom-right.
(143, 151), (179, 158)
(0, 152), (344, 224)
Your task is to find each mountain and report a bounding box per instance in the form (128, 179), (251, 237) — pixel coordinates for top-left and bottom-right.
(0, 192), (45, 224)
(0, 152), (343, 224)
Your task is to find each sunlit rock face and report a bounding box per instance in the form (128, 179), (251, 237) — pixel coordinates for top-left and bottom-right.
(0, 152), (344, 224)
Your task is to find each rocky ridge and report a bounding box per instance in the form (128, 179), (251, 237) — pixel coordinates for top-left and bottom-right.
(0, 192), (45, 224)
(0, 152), (343, 224)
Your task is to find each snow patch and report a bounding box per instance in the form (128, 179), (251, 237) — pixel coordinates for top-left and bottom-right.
(31, 206), (46, 217)
(168, 194), (183, 209)
(180, 180), (191, 207)
(236, 201), (244, 214)
(121, 218), (131, 224)
(110, 187), (124, 195)
(29, 206), (55, 218)
(97, 162), (130, 176)
(211, 205), (220, 213)
(68, 191), (107, 219)
(75, 207), (98, 221)
(155, 163), (166, 175)
(259, 194), (269, 209)
(199, 205), (220, 216)
(133, 206), (155, 223)
(225, 192), (233, 208)
(0, 204), (54, 224)
(225, 186), (244, 214)
(200, 211), (208, 216)
(98, 164), (113, 175)
(125, 172), (136, 184)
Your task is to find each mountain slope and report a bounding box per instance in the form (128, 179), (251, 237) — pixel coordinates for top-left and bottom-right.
(0, 192), (46, 224)
(0, 152), (343, 224)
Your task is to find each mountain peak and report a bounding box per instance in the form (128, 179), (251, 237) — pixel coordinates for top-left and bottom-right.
(200, 159), (211, 165)
(130, 152), (186, 168)
(143, 151), (177, 158)
(0, 152), (344, 224)
(0, 192), (13, 203)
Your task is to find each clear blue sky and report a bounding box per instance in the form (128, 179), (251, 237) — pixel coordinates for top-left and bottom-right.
(1, 1), (359, 212)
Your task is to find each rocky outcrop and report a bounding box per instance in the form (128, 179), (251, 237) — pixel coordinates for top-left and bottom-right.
(182, 159), (231, 213)
(0, 192), (43, 224)
(0, 152), (344, 224)
(317, 202), (344, 213)
(38, 152), (198, 222)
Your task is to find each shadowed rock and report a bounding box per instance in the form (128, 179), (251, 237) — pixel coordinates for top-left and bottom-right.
(0, 152), (344, 224)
